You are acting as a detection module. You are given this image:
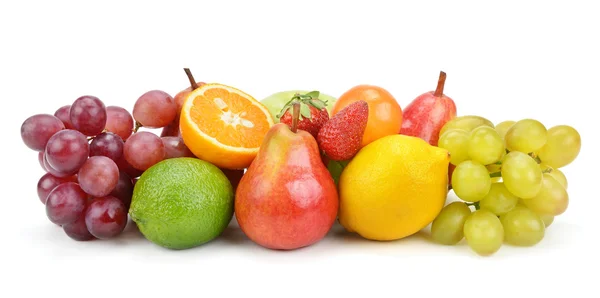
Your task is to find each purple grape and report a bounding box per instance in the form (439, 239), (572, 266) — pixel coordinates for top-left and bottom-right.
(160, 120), (181, 137)
(46, 182), (88, 226)
(43, 153), (73, 177)
(115, 155), (144, 179)
(85, 196), (127, 239)
(21, 114), (65, 151)
(63, 214), (95, 241)
(106, 106), (134, 141)
(133, 90), (177, 128)
(70, 95), (107, 136)
(90, 132), (124, 161)
(37, 173), (77, 204)
(110, 171), (133, 209)
(38, 152), (47, 171)
(54, 105), (74, 129)
(162, 136), (195, 159)
(78, 156), (119, 197)
(45, 129), (89, 174)
(123, 131), (165, 171)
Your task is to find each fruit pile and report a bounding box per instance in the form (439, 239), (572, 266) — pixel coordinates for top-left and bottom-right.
(19, 69), (581, 257)
(431, 115), (580, 256)
(21, 69), (218, 241)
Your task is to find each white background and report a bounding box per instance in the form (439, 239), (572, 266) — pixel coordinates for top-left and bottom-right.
(1, 0), (598, 297)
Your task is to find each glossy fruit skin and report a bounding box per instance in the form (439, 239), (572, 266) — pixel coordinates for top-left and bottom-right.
(70, 95), (107, 136)
(37, 173), (77, 204)
(332, 85), (402, 147)
(400, 91), (456, 146)
(338, 135), (450, 241)
(85, 196), (128, 239)
(106, 106), (134, 141)
(133, 90), (177, 128)
(21, 114), (65, 151)
(63, 214), (95, 241)
(45, 182), (88, 226)
(235, 124), (339, 250)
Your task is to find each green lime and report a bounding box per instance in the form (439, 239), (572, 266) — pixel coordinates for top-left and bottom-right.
(129, 157), (234, 250)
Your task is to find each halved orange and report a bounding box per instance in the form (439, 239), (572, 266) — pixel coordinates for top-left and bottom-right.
(180, 83), (275, 169)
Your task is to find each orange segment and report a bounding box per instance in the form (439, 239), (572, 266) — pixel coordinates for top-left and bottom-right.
(180, 83), (275, 170)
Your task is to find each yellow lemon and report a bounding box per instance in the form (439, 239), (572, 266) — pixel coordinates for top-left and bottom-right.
(339, 134), (450, 241)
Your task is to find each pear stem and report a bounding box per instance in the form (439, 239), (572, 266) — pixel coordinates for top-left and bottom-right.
(291, 102), (300, 133)
(184, 68), (198, 90)
(434, 71), (447, 97)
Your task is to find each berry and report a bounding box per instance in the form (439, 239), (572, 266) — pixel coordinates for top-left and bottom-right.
(317, 100), (369, 161)
(278, 91), (329, 139)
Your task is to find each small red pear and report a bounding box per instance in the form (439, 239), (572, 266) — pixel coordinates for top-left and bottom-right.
(400, 71), (457, 146)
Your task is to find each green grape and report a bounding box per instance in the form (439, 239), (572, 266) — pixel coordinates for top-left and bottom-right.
(468, 126), (505, 165)
(500, 206), (545, 246)
(439, 115), (494, 137)
(495, 120), (516, 140)
(438, 129), (470, 165)
(549, 168), (568, 190)
(501, 151), (542, 199)
(505, 119), (547, 153)
(536, 125), (581, 168)
(431, 201), (472, 245)
(463, 210), (504, 256)
(522, 173), (569, 216)
(539, 163), (568, 189)
(451, 160), (492, 202)
(479, 183), (519, 216)
(540, 214), (554, 227)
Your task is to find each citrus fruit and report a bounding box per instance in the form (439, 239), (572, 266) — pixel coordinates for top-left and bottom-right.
(332, 85), (403, 147)
(338, 134), (450, 241)
(129, 157), (234, 250)
(180, 83), (275, 169)
(260, 90), (337, 123)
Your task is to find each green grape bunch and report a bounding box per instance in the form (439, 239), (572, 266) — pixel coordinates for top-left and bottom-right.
(431, 115), (581, 256)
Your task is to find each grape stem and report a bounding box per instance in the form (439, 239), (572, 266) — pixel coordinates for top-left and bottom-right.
(465, 201), (480, 210)
(489, 172), (501, 178)
(133, 121), (142, 133)
(529, 152), (542, 164)
(184, 68), (198, 90)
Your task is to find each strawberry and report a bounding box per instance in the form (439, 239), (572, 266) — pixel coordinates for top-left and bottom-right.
(277, 91), (329, 139)
(317, 100), (369, 161)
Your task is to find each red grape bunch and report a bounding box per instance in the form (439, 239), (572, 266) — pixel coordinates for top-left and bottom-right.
(21, 86), (195, 242)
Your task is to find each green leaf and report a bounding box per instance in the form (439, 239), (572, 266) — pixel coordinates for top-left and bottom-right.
(275, 104), (291, 119)
(305, 90), (320, 99)
(327, 159), (351, 187)
(300, 104), (312, 120)
(309, 99), (326, 110)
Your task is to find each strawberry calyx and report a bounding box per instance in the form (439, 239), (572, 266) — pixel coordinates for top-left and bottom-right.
(276, 91), (328, 121)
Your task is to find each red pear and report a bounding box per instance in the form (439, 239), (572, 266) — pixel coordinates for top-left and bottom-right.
(400, 71), (457, 146)
(234, 103), (339, 250)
